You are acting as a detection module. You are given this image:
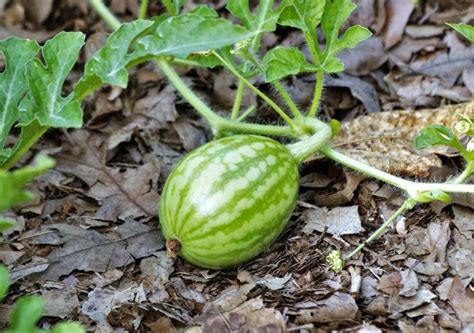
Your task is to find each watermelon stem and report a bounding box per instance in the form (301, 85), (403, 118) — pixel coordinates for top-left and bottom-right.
(166, 239), (181, 259)
(286, 118), (332, 163)
(156, 59), (300, 138)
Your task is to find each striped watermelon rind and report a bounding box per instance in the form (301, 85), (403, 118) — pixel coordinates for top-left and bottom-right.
(159, 134), (299, 269)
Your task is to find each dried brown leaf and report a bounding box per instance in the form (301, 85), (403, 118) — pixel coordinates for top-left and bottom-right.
(339, 37), (388, 76)
(81, 287), (137, 327)
(40, 221), (163, 279)
(389, 289), (436, 313)
(390, 36), (441, 63)
(426, 220), (450, 262)
(399, 269), (419, 297)
(405, 25), (444, 39)
(55, 130), (159, 219)
(302, 206), (364, 236)
(42, 288), (80, 319)
(405, 258), (448, 276)
(325, 74), (381, 113)
(191, 297), (285, 333)
(20, 0), (52, 23)
(296, 293), (359, 324)
(448, 277), (474, 325)
(381, 0), (414, 48)
(330, 101), (474, 178)
(452, 206), (474, 237)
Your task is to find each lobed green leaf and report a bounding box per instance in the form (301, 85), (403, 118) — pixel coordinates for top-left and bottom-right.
(278, 0), (325, 34)
(262, 46), (319, 81)
(321, 57), (345, 73)
(322, 0), (356, 52)
(18, 32), (85, 129)
(415, 125), (457, 149)
(74, 20), (154, 100)
(447, 23), (474, 44)
(227, 0), (282, 52)
(321, 0), (371, 68)
(414, 125), (474, 162)
(339, 25), (373, 49)
(135, 13), (253, 59)
(0, 38), (40, 160)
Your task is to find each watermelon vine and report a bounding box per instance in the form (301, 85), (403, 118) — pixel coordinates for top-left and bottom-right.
(1, 0), (473, 273)
(83, 0), (474, 270)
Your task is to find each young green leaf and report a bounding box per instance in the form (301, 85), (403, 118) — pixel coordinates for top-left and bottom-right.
(320, 0), (371, 70)
(74, 20), (154, 100)
(18, 32), (85, 129)
(415, 125), (458, 149)
(322, 57), (345, 73)
(447, 23), (474, 44)
(4, 296), (44, 333)
(135, 13), (253, 59)
(188, 53), (223, 68)
(0, 265), (8, 300)
(322, 0), (356, 51)
(455, 115), (474, 135)
(414, 189), (452, 204)
(339, 25), (373, 49)
(262, 46), (319, 81)
(278, 0), (325, 34)
(0, 155), (54, 211)
(227, 0), (282, 52)
(0, 38), (40, 159)
(414, 124), (474, 162)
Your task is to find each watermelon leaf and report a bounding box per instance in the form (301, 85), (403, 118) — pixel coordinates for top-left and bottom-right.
(0, 38), (40, 161)
(227, 0), (282, 52)
(73, 20), (154, 100)
(447, 23), (474, 44)
(134, 13), (253, 59)
(262, 46), (320, 82)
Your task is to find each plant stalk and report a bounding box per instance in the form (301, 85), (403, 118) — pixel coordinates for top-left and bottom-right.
(231, 80), (245, 120)
(162, 0), (177, 15)
(304, 32), (322, 65)
(273, 81), (303, 123)
(452, 161), (474, 184)
(308, 71), (324, 118)
(236, 106), (256, 122)
(321, 147), (474, 196)
(138, 0), (149, 19)
(286, 118), (332, 163)
(157, 59), (297, 138)
(344, 199), (415, 260)
(239, 49), (304, 123)
(342, 157), (474, 262)
(89, 0), (121, 30)
(211, 51), (299, 131)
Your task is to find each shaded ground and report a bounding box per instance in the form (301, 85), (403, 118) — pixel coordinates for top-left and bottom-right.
(1, 0), (474, 332)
